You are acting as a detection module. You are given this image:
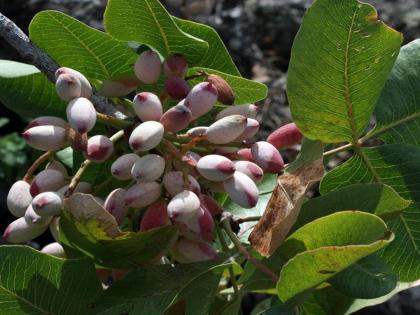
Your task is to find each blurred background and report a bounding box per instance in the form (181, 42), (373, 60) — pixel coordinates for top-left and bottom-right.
(1, 0), (420, 314)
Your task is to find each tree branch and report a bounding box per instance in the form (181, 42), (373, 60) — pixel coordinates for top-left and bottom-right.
(0, 11), (128, 120)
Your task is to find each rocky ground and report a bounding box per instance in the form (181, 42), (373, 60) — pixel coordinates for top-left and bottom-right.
(1, 0), (420, 313)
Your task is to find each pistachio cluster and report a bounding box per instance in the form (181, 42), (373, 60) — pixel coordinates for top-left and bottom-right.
(3, 50), (303, 263)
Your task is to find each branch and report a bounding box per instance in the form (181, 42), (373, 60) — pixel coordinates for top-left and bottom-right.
(220, 217), (280, 283)
(0, 12), (128, 120)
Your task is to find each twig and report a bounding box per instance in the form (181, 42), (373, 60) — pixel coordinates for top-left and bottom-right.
(220, 218), (279, 283)
(235, 216), (261, 224)
(23, 151), (54, 182)
(0, 12), (128, 120)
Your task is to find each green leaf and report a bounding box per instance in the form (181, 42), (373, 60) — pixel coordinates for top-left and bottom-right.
(285, 138), (324, 173)
(277, 211), (394, 302)
(89, 260), (231, 315)
(303, 282), (420, 315)
(104, 0), (208, 65)
(29, 11), (137, 81)
(238, 250), (285, 294)
(287, 0), (402, 143)
(60, 194), (178, 268)
(0, 132), (28, 182)
(174, 18), (240, 76)
(189, 67), (268, 105)
(0, 245), (101, 314)
(328, 254), (397, 299)
(342, 282), (420, 314)
(0, 60), (66, 120)
(372, 39), (420, 145)
(320, 144), (420, 281)
(294, 183), (411, 232)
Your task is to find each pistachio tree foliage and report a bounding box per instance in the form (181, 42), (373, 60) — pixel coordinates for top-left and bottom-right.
(1, 0), (420, 313)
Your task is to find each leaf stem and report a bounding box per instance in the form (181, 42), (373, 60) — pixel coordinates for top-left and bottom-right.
(23, 151), (54, 182)
(220, 218), (279, 283)
(323, 142), (354, 157)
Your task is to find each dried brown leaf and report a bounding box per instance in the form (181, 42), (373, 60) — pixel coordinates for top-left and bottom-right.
(249, 159), (324, 256)
(63, 193), (123, 238)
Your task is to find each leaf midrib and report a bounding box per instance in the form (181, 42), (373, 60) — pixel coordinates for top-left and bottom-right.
(344, 6), (360, 142)
(0, 285), (49, 314)
(144, 0), (170, 55)
(47, 12), (110, 78)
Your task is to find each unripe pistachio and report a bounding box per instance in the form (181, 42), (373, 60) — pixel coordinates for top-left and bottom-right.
(171, 238), (217, 263)
(233, 160), (264, 184)
(206, 74), (234, 105)
(49, 217), (60, 242)
(55, 73), (82, 101)
(7, 180), (32, 217)
(131, 154), (165, 182)
(185, 82), (218, 119)
(167, 190), (200, 222)
(22, 126), (67, 151)
(139, 201), (170, 231)
(66, 97), (96, 134)
(165, 77), (190, 99)
(24, 204), (52, 226)
(216, 104), (259, 120)
(177, 207), (214, 242)
(133, 92), (163, 122)
(196, 155), (235, 182)
(187, 126), (208, 137)
(129, 121), (164, 152)
(199, 193), (223, 217)
(32, 192), (63, 217)
(163, 54), (188, 78)
(84, 135), (114, 163)
(104, 188), (128, 224)
(237, 148), (254, 161)
(99, 76), (139, 97)
(134, 50), (162, 84)
(57, 182), (92, 196)
(124, 182), (161, 208)
(55, 67), (92, 98)
(251, 141), (284, 173)
(26, 116), (67, 130)
(45, 160), (68, 178)
(163, 171), (200, 197)
(41, 242), (65, 258)
(3, 217), (47, 243)
(159, 104), (192, 132)
(111, 153), (139, 180)
(206, 115), (247, 144)
(30, 169), (65, 197)
(236, 118), (260, 141)
(267, 123), (303, 149)
(223, 171), (259, 208)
